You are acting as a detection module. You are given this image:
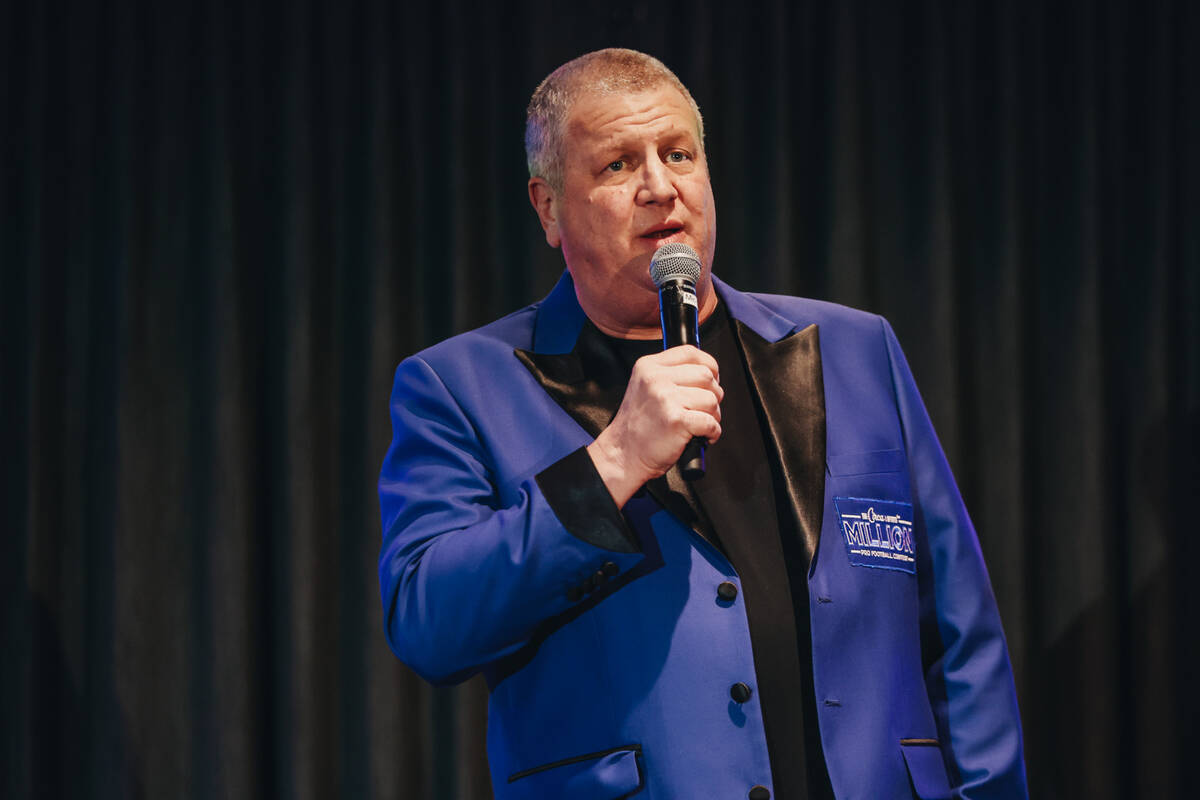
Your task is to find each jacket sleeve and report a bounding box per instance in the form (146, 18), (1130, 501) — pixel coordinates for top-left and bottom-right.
(881, 319), (1029, 799)
(378, 354), (644, 686)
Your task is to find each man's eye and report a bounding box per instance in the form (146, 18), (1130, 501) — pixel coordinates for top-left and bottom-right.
(667, 151), (689, 163)
(607, 160), (625, 172)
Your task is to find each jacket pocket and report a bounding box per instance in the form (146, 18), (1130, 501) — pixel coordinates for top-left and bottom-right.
(900, 739), (952, 800)
(827, 448), (906, 476)
(505, 744), (643, 800)
(828, 449), (914, 508)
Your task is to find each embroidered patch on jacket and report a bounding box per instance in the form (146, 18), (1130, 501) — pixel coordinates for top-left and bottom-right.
(833, 496), (916, 574)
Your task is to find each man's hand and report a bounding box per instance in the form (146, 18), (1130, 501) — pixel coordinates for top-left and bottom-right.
(587, 345), (723, 508)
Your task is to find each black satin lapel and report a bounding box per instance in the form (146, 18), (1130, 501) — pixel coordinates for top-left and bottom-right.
(514, 348), (622, 439)
(734, 321), (827, 567)
(647, 469), (718, 547)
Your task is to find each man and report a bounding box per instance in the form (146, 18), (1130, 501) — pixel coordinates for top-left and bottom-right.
(379, 48), (1027, 799)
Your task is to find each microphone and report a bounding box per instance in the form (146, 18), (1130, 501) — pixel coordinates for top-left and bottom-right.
(650, 243), (707, 481)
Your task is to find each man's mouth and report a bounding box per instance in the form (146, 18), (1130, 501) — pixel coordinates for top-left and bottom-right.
(641, 224), (684, 240)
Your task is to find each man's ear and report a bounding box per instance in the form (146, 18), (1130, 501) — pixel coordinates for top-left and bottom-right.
(528, 177), (561, 248)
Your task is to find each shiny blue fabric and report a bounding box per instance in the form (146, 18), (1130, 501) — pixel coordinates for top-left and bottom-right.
(379, 273), (1028, 799)
(506, 747), (643, 800)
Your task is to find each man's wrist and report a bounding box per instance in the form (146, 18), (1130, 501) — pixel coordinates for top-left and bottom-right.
(587, 434), (651, 509)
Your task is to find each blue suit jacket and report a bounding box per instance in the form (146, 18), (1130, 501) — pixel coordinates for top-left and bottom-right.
(379, 273), (1027, 799)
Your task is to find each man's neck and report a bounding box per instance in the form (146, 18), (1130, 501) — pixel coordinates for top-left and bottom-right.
(583, 284), (719, 340)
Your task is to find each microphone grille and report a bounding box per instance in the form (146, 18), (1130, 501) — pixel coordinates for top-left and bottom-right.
(649, 243), (702, 287)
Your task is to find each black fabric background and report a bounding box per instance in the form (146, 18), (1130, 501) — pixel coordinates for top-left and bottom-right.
(3, 0), (1197, 797)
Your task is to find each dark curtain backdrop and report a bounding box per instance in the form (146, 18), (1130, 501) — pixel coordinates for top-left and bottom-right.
(3, 0), (1197, 797)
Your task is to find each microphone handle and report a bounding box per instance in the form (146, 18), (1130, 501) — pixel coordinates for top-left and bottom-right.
(658, 280), (707, 481)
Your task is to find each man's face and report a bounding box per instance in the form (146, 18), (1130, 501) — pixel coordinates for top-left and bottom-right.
(529, 84), (717, 336)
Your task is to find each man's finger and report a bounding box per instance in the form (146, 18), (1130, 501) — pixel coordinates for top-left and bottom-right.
(675, 386), (722, 422)
(659, 364), (724, 399)
(645, 345), (720, 380)
(682, 409), (722, 444)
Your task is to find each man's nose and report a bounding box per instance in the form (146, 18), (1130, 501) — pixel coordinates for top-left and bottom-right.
(636, 157), (679, 205)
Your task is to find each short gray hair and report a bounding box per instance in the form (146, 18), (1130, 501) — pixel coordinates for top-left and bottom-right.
(525, 48), (705, 192)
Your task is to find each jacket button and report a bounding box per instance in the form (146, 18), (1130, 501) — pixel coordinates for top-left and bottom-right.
(730, 682), (752, 703)
(748, 786), (770, 800)
(590, 570), (607, 589)
(717, 581), (738, 601)
(602, 561), (619, 577)
(567, 586), (584, 602)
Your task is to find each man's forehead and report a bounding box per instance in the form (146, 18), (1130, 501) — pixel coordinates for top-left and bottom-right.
(564, 86), (701, 146)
